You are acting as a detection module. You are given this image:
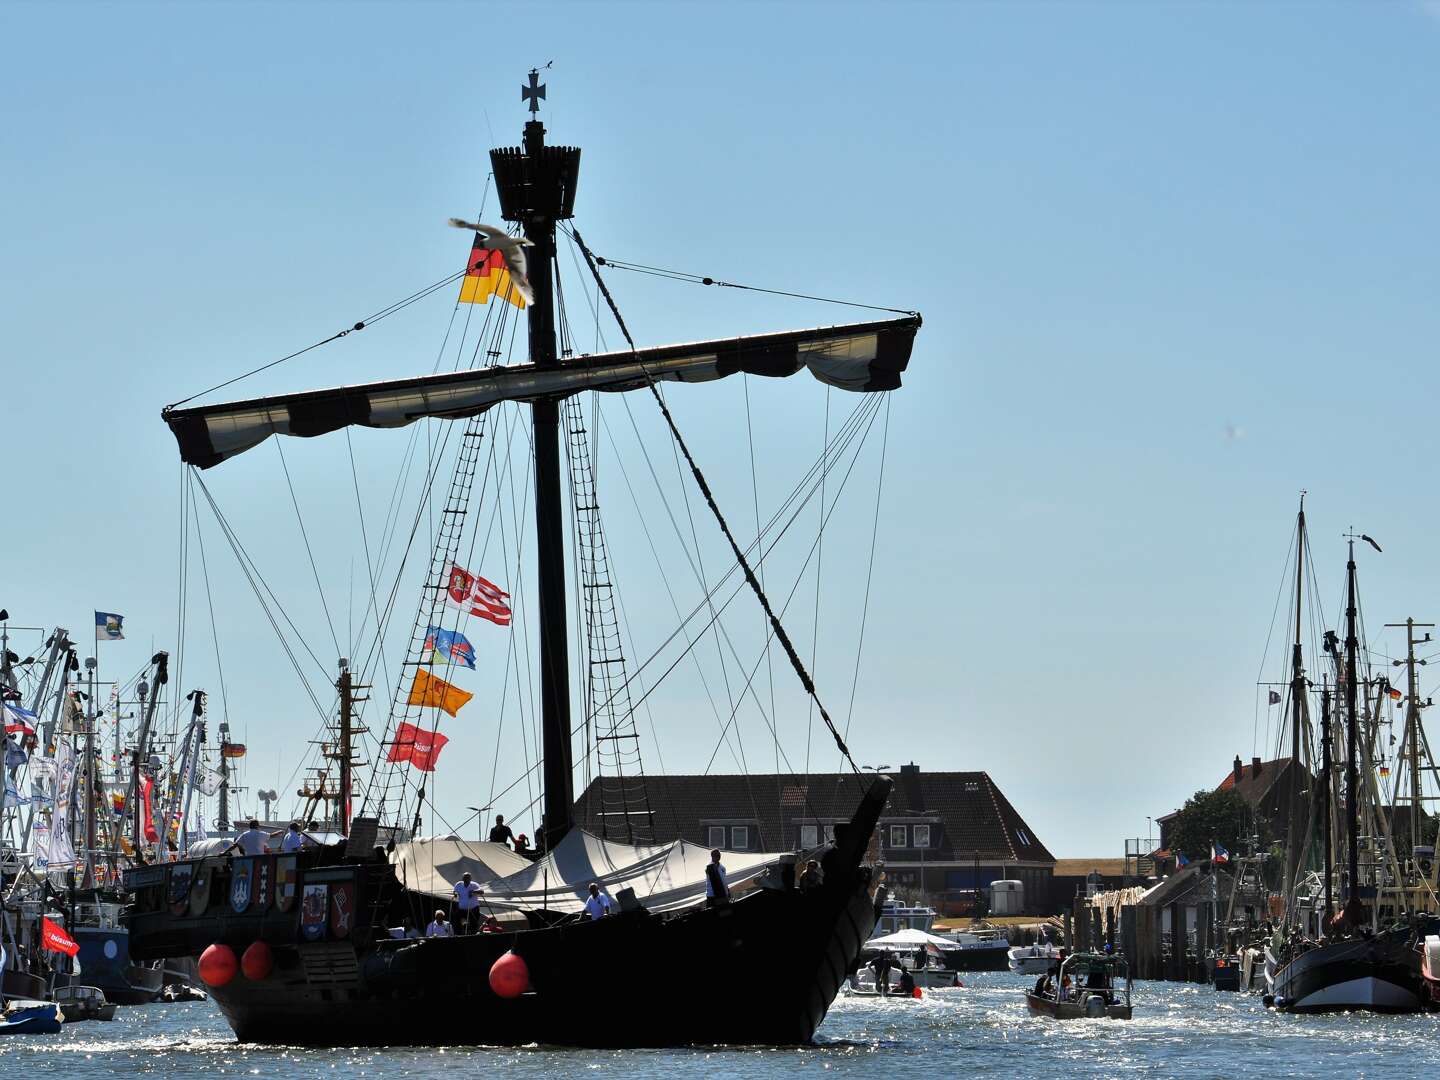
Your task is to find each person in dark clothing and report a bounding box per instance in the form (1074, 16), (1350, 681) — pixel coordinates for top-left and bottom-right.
(798, 860), (823, 890)
(897, 968), (916, 996)
(704, 849), (729, 908)
(488, 814), (515, 848)
(871, 950), (894, 995)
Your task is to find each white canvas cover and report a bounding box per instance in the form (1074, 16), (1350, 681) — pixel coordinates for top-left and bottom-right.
(390, 837), (535, 898)
(866, 928), (961, 950)
(477, 829), (789, 914)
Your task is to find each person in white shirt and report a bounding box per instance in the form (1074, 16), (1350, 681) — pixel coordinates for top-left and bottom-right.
(233, 819), (269, 856)
(388, 916), (421, 939)
(705, 848), (729, 907)
(426, 910), (452, 937)
(452, 872), (484, 935)
(583, 881), (612, 920)
(281, 822), (308, 853)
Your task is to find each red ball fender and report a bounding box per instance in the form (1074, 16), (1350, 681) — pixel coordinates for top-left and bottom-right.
(198, 943), (238, 987)
(489, 950), (530, 999)
(241, 940), (274, 981)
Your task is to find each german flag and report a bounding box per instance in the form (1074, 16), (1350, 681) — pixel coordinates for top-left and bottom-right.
(459, 236), (526, 309)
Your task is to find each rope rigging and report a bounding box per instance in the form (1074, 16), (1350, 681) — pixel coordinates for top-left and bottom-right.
(576, 249), (919, 318)
(165, 267), (469, 410)
(565, 224), (863, 775)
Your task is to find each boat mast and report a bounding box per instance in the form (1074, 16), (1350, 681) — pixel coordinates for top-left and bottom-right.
(1320, 682), (1333, 924)
(1385, 617), (1432, 858)
(491, 72), (581, 851)
(1342, 537), (1361, 918)
(1285, 495), (1306, 907)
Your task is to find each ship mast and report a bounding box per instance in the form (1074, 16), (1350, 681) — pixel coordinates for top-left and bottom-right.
(1342, 536), (1362, 921)
(491, 71), (581, 851)
(1284, 494), (1306, 909)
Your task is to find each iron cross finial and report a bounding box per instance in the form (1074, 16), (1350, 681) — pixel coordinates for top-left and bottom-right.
(522, 69), (546, 115)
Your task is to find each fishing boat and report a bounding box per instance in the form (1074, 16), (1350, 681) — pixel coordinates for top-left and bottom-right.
(1267, 523), (1440, 1013)
(1025, 951), (1133, 1020)
(935, 924), (1011, 971)
(126, 76), (921, 1048)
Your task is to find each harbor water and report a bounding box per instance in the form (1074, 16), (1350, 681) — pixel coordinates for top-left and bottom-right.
(8, 972), (1440, 1078)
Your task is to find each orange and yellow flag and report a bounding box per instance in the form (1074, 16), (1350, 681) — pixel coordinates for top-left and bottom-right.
(406, 668), (474, 718)
(460, 237), (526, 309)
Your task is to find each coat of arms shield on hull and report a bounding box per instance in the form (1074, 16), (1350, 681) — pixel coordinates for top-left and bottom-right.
(231, 857), (255, 913)
(253, 855), (273, 912)
(167, 864), (193, 916)
(275, 855), (298, 912)
(300, 883), (328, 941)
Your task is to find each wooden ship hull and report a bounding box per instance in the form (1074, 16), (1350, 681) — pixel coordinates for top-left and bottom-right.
(128, 787), (888, 1047)
(1270, 921), (1436, 1014)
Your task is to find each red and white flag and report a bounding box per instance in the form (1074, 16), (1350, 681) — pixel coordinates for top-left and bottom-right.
(386, 722), (449, 772)
(443, 562), (512, 626)
(42, 916), (79, 956)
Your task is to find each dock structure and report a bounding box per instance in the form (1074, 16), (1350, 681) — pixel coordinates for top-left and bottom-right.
(1073, 862), (1247, 984)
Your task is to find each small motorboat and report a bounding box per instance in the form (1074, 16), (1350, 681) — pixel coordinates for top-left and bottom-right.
(1009, 942), (1061, 975)
(54, 985), (118, 1022)
(1025, 951), (1133, 1020)
(0, 1001), (64, 1035)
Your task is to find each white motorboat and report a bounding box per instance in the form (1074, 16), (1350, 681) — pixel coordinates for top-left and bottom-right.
(1008, 942), (1061, 975)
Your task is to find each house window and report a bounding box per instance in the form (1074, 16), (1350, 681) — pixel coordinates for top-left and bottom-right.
(731, 826), (749, 851)
(800, 824), (819, 848)
(707, 826), (725, 848)
(964, 781), (980, 792)
(1016, 827), (1032, 846)
(823, 824), (835, 842)
(913, 825), (932, 848)
(889, 824), (908, 848)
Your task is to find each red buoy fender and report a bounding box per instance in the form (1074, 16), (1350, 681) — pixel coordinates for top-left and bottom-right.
(489, 950), (530, 999)
(199, 943), (238, 987)
(241, 940), (274, 980)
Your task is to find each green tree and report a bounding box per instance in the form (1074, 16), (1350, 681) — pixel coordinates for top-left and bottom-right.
(1168, 788), (1253, 862)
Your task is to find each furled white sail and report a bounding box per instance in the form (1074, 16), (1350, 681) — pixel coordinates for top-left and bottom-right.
(164, 316), (919, 468)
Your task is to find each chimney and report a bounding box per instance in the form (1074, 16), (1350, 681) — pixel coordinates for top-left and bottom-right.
(1251, 756), (1262, 779)
(1233, 756), (1243, 784)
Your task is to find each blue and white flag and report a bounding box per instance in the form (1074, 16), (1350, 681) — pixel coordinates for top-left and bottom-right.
(95, 611), (125, 641)
(423, 625), (476, 670)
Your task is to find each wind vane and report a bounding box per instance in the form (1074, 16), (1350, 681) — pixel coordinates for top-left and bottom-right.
(522, 69), (546, 115)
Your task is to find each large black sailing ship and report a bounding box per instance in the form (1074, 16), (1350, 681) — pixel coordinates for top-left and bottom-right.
(127, 81), (921, 1046)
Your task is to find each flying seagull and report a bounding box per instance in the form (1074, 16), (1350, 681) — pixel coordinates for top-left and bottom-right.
(447, 219), (535, 304)
(1362, 534), (1382, 553)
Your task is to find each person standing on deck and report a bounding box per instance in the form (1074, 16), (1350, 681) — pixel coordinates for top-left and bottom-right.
(232, 819), (269, 856)
(583, 882), (612, 920)
(705, 849), (729, 908)
(281, 822), (307, 853)
(426, 910), (452, 937)
(488, 814), (515, 848)
(452, 872), (484, 934)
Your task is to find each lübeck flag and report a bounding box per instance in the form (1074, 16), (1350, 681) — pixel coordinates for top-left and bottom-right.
(443, 563), (512, 626)
(42, 916), (79, 956)
(387, 722), (449, 772)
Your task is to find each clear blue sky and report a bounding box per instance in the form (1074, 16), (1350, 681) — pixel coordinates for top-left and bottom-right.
(6, 1), (1440, 857)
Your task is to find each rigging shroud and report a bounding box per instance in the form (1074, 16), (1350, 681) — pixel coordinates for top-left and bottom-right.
(163, 316), (920, 468)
